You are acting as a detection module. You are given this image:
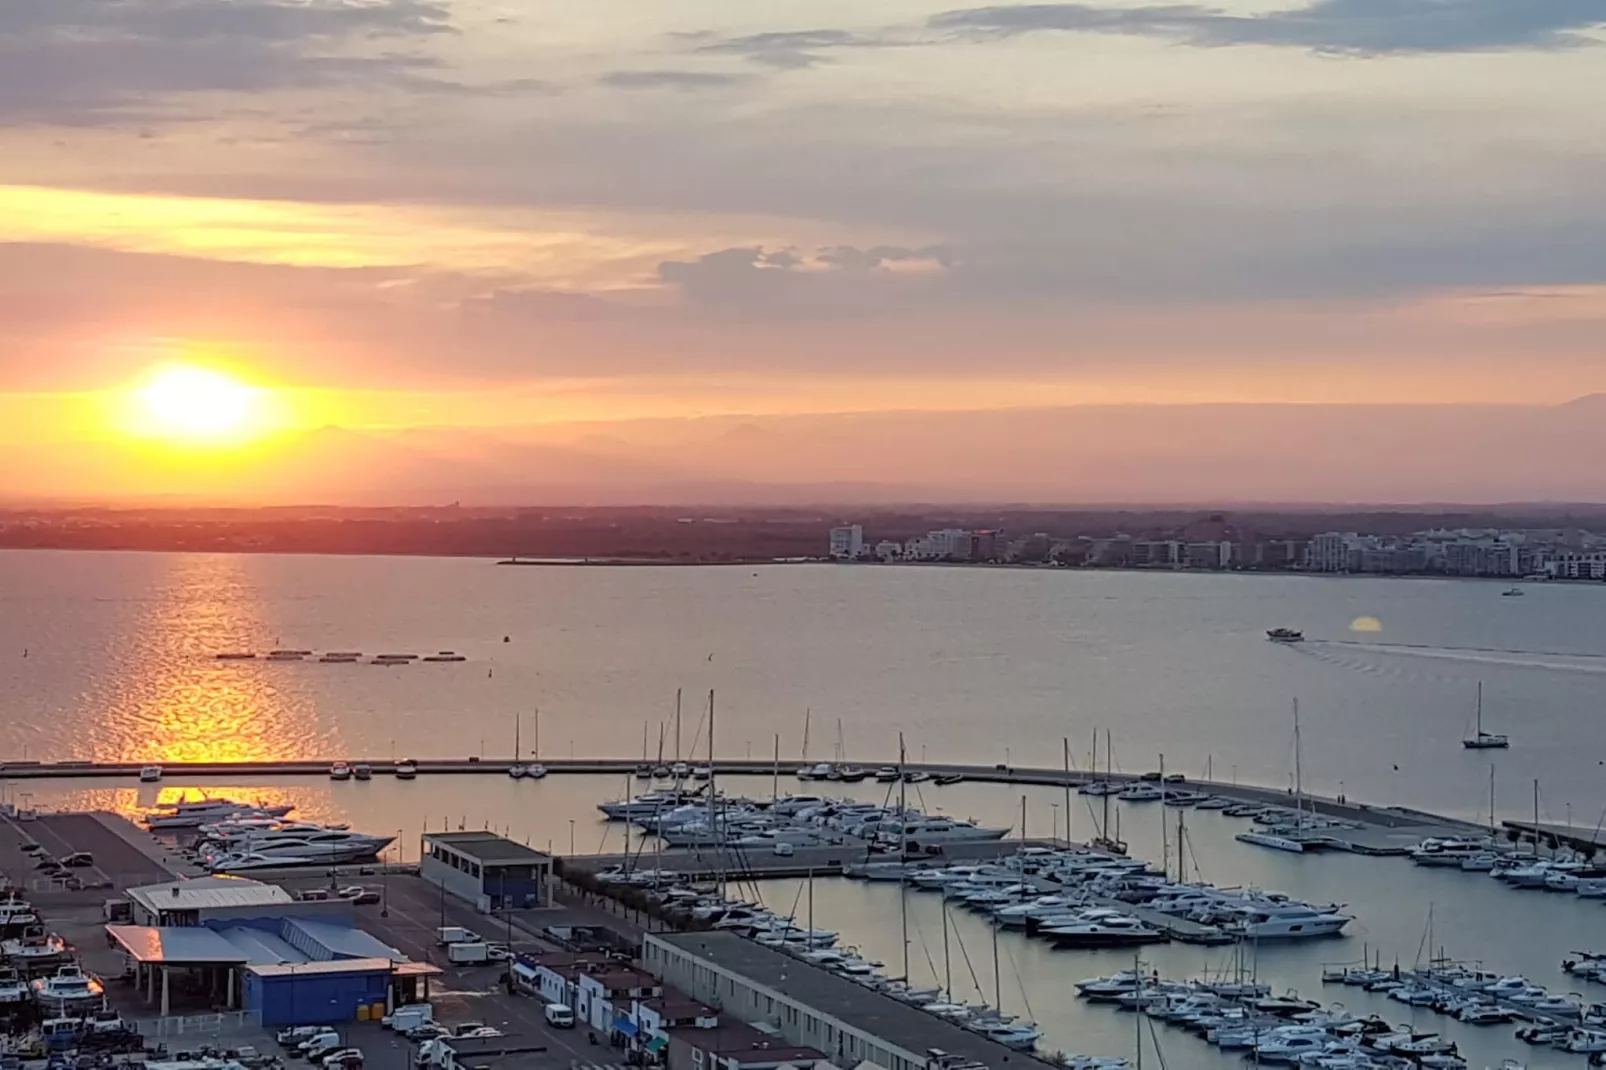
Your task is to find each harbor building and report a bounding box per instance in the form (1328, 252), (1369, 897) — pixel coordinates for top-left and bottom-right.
(420, 830), (552, 910)
(106, 876), (439, 1022)
(642, 931), (1041, 1070)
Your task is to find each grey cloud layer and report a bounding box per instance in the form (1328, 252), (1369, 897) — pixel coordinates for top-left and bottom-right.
(0, 0), (458, 123)
(928, 0), (1606, 55)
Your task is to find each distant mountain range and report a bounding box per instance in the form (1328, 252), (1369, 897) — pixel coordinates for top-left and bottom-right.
(19, 397), (1606, 506)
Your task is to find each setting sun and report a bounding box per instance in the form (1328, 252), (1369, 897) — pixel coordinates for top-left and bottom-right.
(124, 362), (267, 445)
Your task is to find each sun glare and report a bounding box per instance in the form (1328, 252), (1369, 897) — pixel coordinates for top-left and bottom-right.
(124, 363), (268, 445)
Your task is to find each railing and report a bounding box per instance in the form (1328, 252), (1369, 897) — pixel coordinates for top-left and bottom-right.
(137, 1010), (261, 1037)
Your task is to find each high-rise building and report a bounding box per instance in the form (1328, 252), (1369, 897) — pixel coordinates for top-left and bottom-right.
(828, 524), (864, 559)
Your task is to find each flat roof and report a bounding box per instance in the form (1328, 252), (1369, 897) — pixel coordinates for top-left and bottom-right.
(247, 957), (396, 978)
(107, 925), (249, 966)
(423, 830), (552, 864)
(650, 932), (1051, 1068)
(128, 876), (294, 913)
(668, 1022), (823, 1064)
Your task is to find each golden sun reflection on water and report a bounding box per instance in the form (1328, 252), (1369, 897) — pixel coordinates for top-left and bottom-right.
(98, 554), (334, 764)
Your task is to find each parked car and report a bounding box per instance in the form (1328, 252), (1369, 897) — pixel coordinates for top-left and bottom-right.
(296, 1032), (342, 1058)
(320, 1048), (364, 1069)
(485, 944), (513, 963)
(403, 1025), (450, 1043)
(20, 843), (44, 855)
(276, 1025), (324, 1047)
(453, 1028), (502, 1039)
(772, 842), (795, 857)
(339, 886), (382, 905)
(1164, 773), (1187, 783)
(63, 852), (94, 868)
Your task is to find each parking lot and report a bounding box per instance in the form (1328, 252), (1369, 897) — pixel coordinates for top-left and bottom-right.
(2, 812), (638, 1070)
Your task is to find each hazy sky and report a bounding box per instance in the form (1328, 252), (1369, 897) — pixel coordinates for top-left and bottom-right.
(3, 0), (1606, 498)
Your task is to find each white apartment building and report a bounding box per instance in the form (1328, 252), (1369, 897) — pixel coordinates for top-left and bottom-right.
(828, 525), (864, 560)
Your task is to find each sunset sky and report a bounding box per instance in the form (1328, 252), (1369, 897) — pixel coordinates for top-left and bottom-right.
(4, 0), (1606, 502)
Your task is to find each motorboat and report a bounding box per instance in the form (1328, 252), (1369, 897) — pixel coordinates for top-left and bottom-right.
(1502, 587), (1525, 597)
(1117, 784), (1164, 802)
(422, 650), (467, 662)
(395, 759), (418, 779)
(330, 762), (352, 781)
(967, 1019), (1041, 1050)
(1044, 915), (1165, 948)
(525, 762), (549, 779)
(352, 764), (372, 781)
(635, 764), (654, 779)
(2, 931), (68, 967)
(874, 767), (901, 782)
(1078, 782), (1120, 796)
(145, 798), (292, 829)
(209, 851), (316, 873)
(508, 764), (527, 779)
(843, 861), (912, 882)
(1267, 628), (1305, 643)
(691, 765), (713, 781)
(1193, 796), (1232, 810)
(1226, 903), (1351, 939)
(1236, 830), (1307, 853)
(0, 968), (27, 1004)
(139, 765), (163, 783)
(1410, 839), (1490, 867)
(0, 900), (42, 934)
(31, 966), (106, 1015)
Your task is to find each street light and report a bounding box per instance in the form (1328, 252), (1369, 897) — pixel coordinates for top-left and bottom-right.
(569, 820), (576, 856)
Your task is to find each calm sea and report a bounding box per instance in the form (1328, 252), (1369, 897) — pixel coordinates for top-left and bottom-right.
(2, 550), (1603, 821)
(4, 549), (1606, 1065)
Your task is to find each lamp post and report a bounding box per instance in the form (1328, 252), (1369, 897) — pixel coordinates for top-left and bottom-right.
(569, 820), (576, 856)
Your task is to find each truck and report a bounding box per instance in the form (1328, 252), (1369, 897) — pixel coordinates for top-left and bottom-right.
(435, 926), (479, 947)
(382, 1004), (435, 1033)
(446, 941), (489, 965)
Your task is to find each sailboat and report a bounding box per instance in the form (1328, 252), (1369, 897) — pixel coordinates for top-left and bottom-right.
(1092, 729), (1128, 856)
(1236, 699), (1308, 852)
(526, 707), (549, 777)
(1462, 682), (1510, 749)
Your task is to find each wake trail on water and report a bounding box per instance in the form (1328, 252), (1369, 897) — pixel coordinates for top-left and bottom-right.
(1307, 639), (1606, 677)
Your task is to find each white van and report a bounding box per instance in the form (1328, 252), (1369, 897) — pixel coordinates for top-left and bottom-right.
(543, 1003), (575, 1029)
(382, 1004), (434, 1033)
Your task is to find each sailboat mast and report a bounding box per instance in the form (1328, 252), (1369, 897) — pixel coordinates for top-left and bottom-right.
(992, 915), (1002, 1013)
(514, 712), (521, 763)
(642, 722), (648, 762)
(1534, 778), (1541, 856)
(533, 706), (540, 761)
(708, 689), (721, 896)
(1134, 950), (1144, 1070)
(1102, 730), (1112, 845)
(942, 897), (952, 997)
(1476, 681), (1484, 737)
(1489, 763), (1496, 836)
(1159, 753), (1167, 874)
(1062, 737), (1072, 846)
(1293, 698), (1303, 827)
(772, 735), (780, 803)
(899, 732), (910, 981)
(801, 709), (811, 764)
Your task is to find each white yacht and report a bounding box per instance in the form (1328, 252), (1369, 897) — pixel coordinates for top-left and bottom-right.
(0, 968), (25, 1004)
(1235, 829), (1306, 853)
(2, 933), (68, 967)
(1117, 784), (1165, 802)
(1043, 915), (1164, 948)
(525, 762), (549, 779)
(0, 901), (41, 933)
(145, 799), (293, 829)
(880, 819), (1010, 845)
(395, 759), (418, 779)
(31, 966), (106, 1015)
(201, 830), (393, 868)
(209, 851), (316, 873)
(1226, 903), (1351, 939)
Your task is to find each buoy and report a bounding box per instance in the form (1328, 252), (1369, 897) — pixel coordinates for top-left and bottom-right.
(503, 635), (510, 643)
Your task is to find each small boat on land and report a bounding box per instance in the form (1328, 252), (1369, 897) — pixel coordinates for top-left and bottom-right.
(1267, 628), (1305, 643)
(30, 966), (105, 1014)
